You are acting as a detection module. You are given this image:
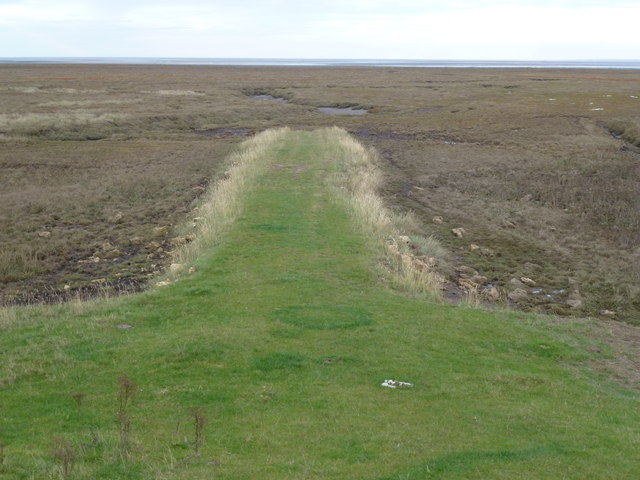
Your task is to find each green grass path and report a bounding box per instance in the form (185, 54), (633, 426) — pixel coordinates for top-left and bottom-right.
(2, 130), (639, 479)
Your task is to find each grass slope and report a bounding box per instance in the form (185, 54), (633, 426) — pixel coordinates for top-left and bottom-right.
(1, 129), (639, 479)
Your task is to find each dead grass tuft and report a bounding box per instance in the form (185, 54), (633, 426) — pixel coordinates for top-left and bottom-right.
(327, 127), (446, 297)
(0, 112), (129, 137)
(169, 128), (290, 272)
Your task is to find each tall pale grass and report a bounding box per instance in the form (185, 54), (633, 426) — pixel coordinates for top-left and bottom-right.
(0, 112), (129, 136)
(0, 306), (18, 331)
(325, 127), (445, 297)
(170, 128), (290, 272)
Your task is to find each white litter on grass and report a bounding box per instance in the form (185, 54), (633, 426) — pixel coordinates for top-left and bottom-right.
(381, 379), (414, 389)
(631, 96), (639, 99)
(591, 108), (604, 111)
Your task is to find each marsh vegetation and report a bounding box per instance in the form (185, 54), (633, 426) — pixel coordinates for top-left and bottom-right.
(0, 64), (638, 322)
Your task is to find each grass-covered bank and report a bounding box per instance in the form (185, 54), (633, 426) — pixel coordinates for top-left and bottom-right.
(1, 129), (639, 479)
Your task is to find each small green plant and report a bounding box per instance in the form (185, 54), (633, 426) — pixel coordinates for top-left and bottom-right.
(52, 437), (75, 479)
(0, 439), (5, 465)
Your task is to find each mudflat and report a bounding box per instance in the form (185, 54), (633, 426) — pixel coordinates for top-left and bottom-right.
(1, 64), (638, 322)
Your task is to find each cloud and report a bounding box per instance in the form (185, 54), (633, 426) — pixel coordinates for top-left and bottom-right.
(0, 1), (639, 58)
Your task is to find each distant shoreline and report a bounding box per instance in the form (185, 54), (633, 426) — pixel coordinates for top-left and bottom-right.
(2, 58), (640, 69)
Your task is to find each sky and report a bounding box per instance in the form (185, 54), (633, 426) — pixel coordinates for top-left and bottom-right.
(1, 0), (639, 59)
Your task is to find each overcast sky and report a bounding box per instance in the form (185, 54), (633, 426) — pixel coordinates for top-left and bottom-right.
(1, 0), (638, 59)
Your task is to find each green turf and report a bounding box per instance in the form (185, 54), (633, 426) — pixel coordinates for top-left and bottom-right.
(1, 130), (639, 479)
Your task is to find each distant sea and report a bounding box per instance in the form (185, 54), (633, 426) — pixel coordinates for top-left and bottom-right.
(1, 58), (640, 69)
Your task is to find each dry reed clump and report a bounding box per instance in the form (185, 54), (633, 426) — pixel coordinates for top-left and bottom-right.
(168, 128), (290, 275)
(326, 127), (446, 297)
(0, 112), (129, 137)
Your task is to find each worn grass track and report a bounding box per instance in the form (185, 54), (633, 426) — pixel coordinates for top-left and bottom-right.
(1, 129), (639, 479)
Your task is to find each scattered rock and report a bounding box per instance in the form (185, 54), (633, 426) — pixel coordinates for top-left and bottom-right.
(108, 212), (124, 223)
(456, 265), (479, 276)
(523, 262), (542, 271)
(37, 231), (51, 238)
(188, 266), (197, 274)
(469, 244), (481, 252)
(483, 286), (500, 300)
(381, 379), (413, 389)
(502, 219), (517, 228)
(169, 263), (185, 275)
(91, 278), (107, 284)
(387, 243), (400, 256)
(459, 278), (480, 290)
(509, 278), (526, 288)
(153, 226), (169, 236)
(508, 288), (529, 302)
(63, 284), (71, 291)
(470, 275), (488, 284)
(600, 309), (616, 316)
(566, 298), (583, 308)
(414, 258), (431, 271)
(451, 228), (465, 238)
(398, 235), (411, 244)
(101, 241), (114, 251)
(566, 290), (583, 309)
(414, 256), (437, 270)
(130, 236), (143, 245)
(145, 241), (160, 251)
(432, 216), (444, 224)
(103, 248), (121, 258)
(155, 280), (171, 287)
(78, 256), (101, 264)
(520, 277), (537, 287)
(480, 247), (495, 257)
(193, 216), (203, 223)
(171, 236), (190, 246)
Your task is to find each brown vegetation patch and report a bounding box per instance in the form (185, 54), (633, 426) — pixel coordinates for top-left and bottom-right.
(0, 64), (638, 324)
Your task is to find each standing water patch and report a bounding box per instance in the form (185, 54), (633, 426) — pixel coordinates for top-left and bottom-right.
(249, 94), (288, 103)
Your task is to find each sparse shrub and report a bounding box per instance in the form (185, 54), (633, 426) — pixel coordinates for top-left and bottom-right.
(117, 376), (136, 454)
(52, 437), (75, 479)
(70, 393), (86, 415)
(189, 407), (206, 455)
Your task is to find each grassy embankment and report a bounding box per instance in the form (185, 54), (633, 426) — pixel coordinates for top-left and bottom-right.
(1, 128), (639, 479)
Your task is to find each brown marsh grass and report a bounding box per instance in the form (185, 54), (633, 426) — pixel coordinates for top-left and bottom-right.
(0, 64), (638, 321)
